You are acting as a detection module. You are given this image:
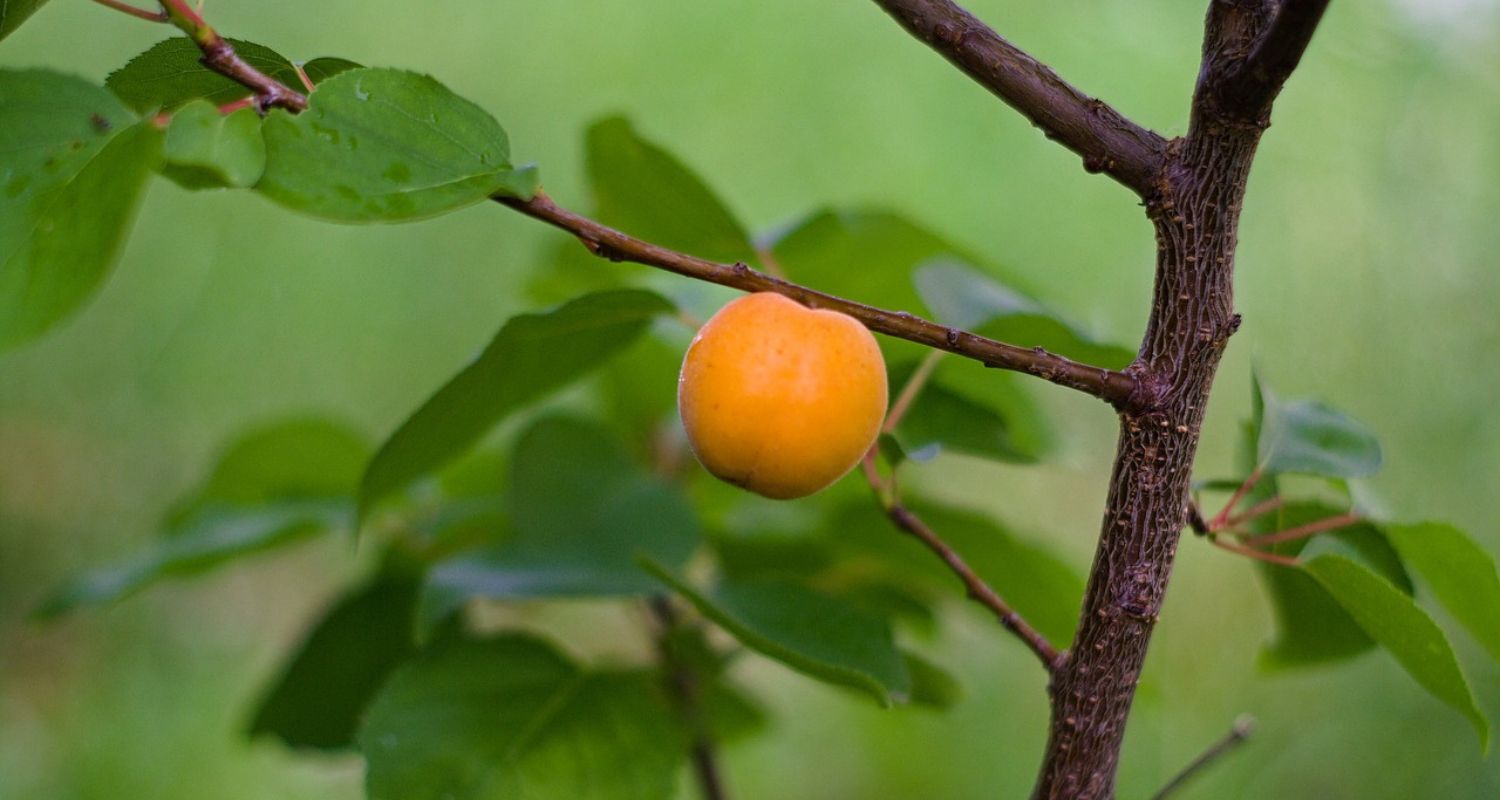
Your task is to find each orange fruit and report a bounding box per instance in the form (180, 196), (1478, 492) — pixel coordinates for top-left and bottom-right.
(677, 292), (888, 499)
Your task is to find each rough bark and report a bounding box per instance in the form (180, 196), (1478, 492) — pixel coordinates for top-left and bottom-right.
(1031, 3), (1300, 796)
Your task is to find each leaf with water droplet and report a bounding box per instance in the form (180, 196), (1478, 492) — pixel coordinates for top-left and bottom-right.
(258, 68), (534, 222)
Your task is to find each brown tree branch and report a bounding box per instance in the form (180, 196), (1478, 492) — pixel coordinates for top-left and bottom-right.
(891, 499), (1063, 670)
(1214, 0), (1334, 117)
(870, 0), (1167, 196)
(497, 192), (1143, 410)
(1150, 715), (1256, 800)
(859, 447), (1062, 671)
(156, 0), (308, 112)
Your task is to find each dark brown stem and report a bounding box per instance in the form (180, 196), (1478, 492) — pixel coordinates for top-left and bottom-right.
(887, 504), (1062, 669)
(1215, 0), (1334, 118)
(869, 0), (1167, 196)
(1150, 715), (1256, 800)
(648, 597), (728, 800)
(497, 193), (1142, 411)
(1031, 1), (1330, 794)
(157, 0), (308, 112)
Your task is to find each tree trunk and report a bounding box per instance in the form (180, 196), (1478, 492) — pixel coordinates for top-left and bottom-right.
(1030, 3), (1289, 796)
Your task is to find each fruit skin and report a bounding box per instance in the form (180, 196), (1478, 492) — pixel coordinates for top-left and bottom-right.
(678, 292), (888, 500)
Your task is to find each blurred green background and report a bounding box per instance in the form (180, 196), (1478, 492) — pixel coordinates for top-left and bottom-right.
(3, 0), (1499, 797)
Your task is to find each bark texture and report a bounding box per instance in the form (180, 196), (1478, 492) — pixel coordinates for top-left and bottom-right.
(1030, 2), (1313, 796)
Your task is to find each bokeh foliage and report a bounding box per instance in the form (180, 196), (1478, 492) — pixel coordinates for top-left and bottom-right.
(3, 1), (1499, 798)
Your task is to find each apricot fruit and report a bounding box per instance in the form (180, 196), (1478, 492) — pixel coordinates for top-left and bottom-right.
(677, 292), (888, 499)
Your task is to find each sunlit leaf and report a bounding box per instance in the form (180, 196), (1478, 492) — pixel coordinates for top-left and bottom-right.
(358, 289), (674, 524)
(1383, 522), (1500, 665)
(645, 561), (910, 706)
(0, 70), (158, 351)
(360, 633), (683, 800)
(258, 68), (534, 222)
(160, 99), (266, 189)
(1305, 554), (1488, 749)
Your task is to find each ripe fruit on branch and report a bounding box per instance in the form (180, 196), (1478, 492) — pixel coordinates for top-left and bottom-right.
(677, 292), (889, 499)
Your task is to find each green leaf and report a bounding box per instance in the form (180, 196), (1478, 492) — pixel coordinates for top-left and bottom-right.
(360, 633), (683, 800)
(418, 416), (700, 632)
(704, 680), (770, 744)
(1255, 377), (1382, 479)
(106, 37), (301, 113)
(300, 57), (362, 84)
(585, 116), (754, 265)
(1383, 522), (1500, 665)
(358, 289), (674, 523)
(902, 651), (962, 709)
(1257, 563), (1375, 668)
(34, 501), (345, 619)
(886, 358), (1050, 464)
(1252, 502), (1409, 668)
(644, 562), (911, 706)
(0, 70), (158, 351)
(257, 68), (534, 222)
(36, 417), (367, 618)
(161, 99), (266, 189)
(769, 209), (975, 318)
(167, 417), (369, 526)
(0, 0), (48, 42)
(249, 576), (419, 750)
(1304, 554), (1488, 749)
(825, 500), (1083, 643)
(915, 260), (1134, 368)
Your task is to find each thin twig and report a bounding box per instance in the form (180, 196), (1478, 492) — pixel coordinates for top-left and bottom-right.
(1211, 537), (1298, 567)
(888, 504), (1063, 669)
(157, 0), (308, 112)
(1151, 715), (1257, 800)
(647, 597), (728, 800)
(869, 0), (1167, 196)
(1209, 467), (1261, 530)
(1215, 0), (1334, 115)
(1238, 513), (1360, 549)
(498, 192), (1143, 411)
(884, 350), (945, 434)
(90, 0), (168, 21)
(1222, 495), (1285, 529)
